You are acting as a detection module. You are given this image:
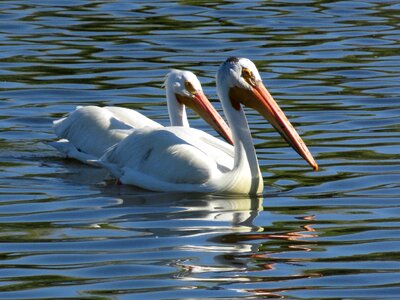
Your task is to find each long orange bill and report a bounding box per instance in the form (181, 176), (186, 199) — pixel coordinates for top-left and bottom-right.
(253, 82), (318, 170)
(177, 91), (234, 145)
(230, 82), (318, 170)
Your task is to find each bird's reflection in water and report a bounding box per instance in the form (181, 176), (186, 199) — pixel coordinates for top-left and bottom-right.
(54, 161), (262, 231)
(103, 185), (263, 230)
(100, 186), (265, 281)
(59, 166), (320, 298)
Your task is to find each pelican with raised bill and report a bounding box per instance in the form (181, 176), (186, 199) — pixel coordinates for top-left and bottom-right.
(97, 57), (318, 194)
(49, 70), (233, 164)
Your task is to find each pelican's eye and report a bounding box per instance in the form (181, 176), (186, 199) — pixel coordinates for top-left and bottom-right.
(184, 81), (196, 95)
(242, 68), (256, 86)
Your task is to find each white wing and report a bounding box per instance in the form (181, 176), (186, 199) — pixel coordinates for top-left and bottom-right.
(52, 106), (162, 162)
(98, 126), (234, 191)
(103, 106), (161, 128)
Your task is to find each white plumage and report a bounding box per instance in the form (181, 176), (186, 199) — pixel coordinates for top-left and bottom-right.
(50, 70), (233, 164)
(100, 126), (234, 186)
(96, 57), (318, 194)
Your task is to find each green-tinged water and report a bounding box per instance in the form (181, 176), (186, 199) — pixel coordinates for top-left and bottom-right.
(1, 1), (399, 299)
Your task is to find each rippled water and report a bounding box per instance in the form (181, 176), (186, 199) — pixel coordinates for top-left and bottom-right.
(1, 1), (400, 299)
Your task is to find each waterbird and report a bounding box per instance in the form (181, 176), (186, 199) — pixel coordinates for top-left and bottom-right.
(50, 69), (233, 164)
(96, 57), (318, 194)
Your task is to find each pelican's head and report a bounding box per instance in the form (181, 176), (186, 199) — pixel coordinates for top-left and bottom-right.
(165, 69), (233, 145)
(217, 57), (318, 170)
(165, 69), (203, 98)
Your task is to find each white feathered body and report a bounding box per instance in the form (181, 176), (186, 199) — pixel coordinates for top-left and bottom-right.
(98, 126), (235, 192)
(50, 106), (162, 163)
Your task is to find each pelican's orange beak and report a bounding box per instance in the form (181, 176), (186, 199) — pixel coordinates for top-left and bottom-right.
(176, 91), (234, 145)
(230, 82), (318, 170)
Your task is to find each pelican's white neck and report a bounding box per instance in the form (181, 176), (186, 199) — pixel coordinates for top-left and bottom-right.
(166, 85), (189, 127)
(216, 66), (263, 194)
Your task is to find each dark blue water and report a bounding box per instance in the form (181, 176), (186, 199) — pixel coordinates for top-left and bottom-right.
(1, 1), (400, 299)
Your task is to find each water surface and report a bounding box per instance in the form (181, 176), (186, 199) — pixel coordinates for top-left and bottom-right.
(1, 1), (400, 299)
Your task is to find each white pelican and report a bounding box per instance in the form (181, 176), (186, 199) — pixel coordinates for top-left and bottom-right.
(96, 57), (318, 194)
(50, 70), (233, 164)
